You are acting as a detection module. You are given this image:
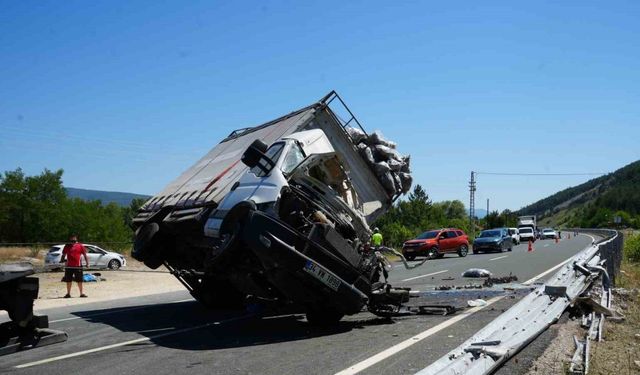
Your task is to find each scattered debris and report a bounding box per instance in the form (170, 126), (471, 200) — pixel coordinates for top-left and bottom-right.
(442, 277), (455, 281)
(483, 273), (518, 287)
(462, 268), (492, 278)
(467, 299), (488, 307)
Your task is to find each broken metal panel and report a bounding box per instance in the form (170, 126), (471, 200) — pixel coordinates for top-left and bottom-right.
(416, 230), (620, 375)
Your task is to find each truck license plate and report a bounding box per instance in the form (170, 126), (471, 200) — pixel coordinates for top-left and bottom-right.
(303, 260), (341, 291)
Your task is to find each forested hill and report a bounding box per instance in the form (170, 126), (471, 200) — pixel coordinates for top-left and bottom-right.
(516, 160), (640, 227)
(66, 187), (150, 207)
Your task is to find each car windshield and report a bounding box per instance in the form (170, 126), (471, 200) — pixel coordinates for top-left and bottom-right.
(520, 228), (533, 233)
(543, 229), (554, 233)
(480, 230), (501, 238)
(416, 231), (439, 239)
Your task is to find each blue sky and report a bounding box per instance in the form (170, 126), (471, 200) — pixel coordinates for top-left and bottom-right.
(1, 1), (639, 211)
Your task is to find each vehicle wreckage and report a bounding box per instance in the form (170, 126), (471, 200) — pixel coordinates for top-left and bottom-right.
(132, 91), (420, 324)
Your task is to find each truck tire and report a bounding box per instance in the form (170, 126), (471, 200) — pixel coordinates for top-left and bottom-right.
(306, 308), (344, 326)
(133, 222), (166, 269)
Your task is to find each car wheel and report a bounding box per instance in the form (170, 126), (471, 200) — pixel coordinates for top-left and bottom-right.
(458, 245), (468, 257)
(428, 246), (440, 259)
(108, 259), (121, 270)
(405, 254), (415, 261)
(508, 247), (512, 252)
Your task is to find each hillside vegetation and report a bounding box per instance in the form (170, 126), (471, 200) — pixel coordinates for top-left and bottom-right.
(516, 160), (640, 228)
(66, 187), (150, 207)
(0, 168), (145, 250)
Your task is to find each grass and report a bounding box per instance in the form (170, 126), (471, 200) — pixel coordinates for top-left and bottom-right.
(0, 246), (46, 264)
(588, 260), (640, 374)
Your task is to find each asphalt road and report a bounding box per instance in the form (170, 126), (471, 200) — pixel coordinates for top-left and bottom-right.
(1, 234), (595, 375)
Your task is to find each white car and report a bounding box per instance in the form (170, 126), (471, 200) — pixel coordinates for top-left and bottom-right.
(45, 244), (127, 270)
(541, 228), (558, 240)
(518, 227), (535, 242)
(508, 227), (520, 245)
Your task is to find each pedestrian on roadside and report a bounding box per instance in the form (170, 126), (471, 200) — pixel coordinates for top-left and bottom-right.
(60, 234), (90, 298)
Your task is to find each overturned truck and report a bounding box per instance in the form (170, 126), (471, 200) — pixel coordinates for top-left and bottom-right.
(132, 91), (413, 324)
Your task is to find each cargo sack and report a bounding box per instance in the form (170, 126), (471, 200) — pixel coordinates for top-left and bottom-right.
(387, 159), (403, 172)
(399, 172), (413, 193)
(374, 161), (391, 175)
(401, 155), (411, 173)
(381, 172), (396, 194)
(346, 127), (367, 144)
(374, 144), (402, 162)
(358, 143), (375, 165)
(369, 131), (397, 149)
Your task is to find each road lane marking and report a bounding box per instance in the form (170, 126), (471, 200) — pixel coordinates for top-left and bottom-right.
(543, 244), (550, 247)
(523, 237), (595, 285)
(488, 255), (508, 261)
(48, 298), (194, 323)
(15, 314), (252, 369)
(333, 296), (504, 375)
(401, 270), (448, 282)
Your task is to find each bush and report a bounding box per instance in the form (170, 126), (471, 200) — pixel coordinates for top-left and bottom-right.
(624, 233), (640, 263)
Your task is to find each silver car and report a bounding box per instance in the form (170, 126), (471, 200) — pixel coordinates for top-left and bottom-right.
(45, 244), (127, 270)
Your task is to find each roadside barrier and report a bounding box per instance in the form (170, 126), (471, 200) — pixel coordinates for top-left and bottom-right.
(417, 229), (621, 375)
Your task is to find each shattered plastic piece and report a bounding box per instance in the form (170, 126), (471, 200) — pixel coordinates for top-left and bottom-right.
(345, 127), (367, 144)
(374, 162), (391, 175)
(462, 268), (492, 278)
(467, 299), (488, 307)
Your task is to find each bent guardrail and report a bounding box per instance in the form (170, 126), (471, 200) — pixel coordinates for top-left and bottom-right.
(416, 230), (621, 375)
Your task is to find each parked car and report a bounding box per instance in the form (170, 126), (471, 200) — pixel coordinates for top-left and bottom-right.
(508, 227), (520, 245)
(472, 228), (513, 253)
(518, 227), (536, 243)
(541, 228), (558, 239)
(402, 228), (469, 260)
(45, 244), (127, 270)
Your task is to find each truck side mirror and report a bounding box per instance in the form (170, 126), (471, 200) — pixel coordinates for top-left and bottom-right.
(242, 140), (274, 174)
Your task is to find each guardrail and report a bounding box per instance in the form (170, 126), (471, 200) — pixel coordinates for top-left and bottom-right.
(416, 229), (621, 375)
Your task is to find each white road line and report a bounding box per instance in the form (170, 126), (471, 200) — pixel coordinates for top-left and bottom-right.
(401, 270), (448, 282)
(488, 255), (508, 261)
(333, 296), (504, 375)
(543, 244), (550, 248)
(48, 298), (194, 324)
(15, 315), (251, 368)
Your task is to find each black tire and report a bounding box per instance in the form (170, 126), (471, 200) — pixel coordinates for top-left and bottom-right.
(458, 244), (468, 257)
(508, 247), (512, 252)
(428, 246), (440, 259)
(306, 308), (344, 326)
(107, 259), (121, 270)
(405, 254), (415, 261)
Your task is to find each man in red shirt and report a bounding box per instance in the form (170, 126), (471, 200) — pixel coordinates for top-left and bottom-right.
(60, 234), (90, 298)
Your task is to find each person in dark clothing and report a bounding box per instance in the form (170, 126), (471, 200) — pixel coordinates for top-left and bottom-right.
(60, 234), (90, 298)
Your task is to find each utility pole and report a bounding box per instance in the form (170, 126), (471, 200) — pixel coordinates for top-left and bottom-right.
(469, 171), (476, 238)
(487, 198), (489, 216)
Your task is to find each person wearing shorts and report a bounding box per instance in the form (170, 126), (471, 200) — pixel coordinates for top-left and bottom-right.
(61, 234), (90, 298)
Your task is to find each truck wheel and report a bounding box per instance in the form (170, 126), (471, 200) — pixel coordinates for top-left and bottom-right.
(306, 308), (344, 326)
(458, 245), (468, 257)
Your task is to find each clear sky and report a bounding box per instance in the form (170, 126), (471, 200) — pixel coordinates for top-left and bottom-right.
(1, 1), (639, 211)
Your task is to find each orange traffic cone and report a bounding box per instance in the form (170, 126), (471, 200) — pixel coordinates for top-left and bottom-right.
(528, 240), (534, 252)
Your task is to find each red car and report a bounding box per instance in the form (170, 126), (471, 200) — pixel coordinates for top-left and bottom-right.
(402, 228), (470, 260)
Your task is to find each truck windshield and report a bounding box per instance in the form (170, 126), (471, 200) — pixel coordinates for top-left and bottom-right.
(416, 231), (439, 239)
(250, 142), (285, 177)
(281, 143), (306, 175)
(520, 228), (533, 233)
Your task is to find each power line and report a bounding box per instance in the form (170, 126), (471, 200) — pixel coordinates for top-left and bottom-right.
(474, 172), (607, 176)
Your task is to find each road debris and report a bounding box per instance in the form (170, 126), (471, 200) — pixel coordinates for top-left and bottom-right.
(467, 299), (488, 307)
(483, 273), (518, 287)
(462, 268), (492, 278)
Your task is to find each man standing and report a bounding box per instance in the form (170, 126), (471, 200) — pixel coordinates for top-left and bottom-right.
(60, 234), (90, 298)
(371, 227), (383, 248)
